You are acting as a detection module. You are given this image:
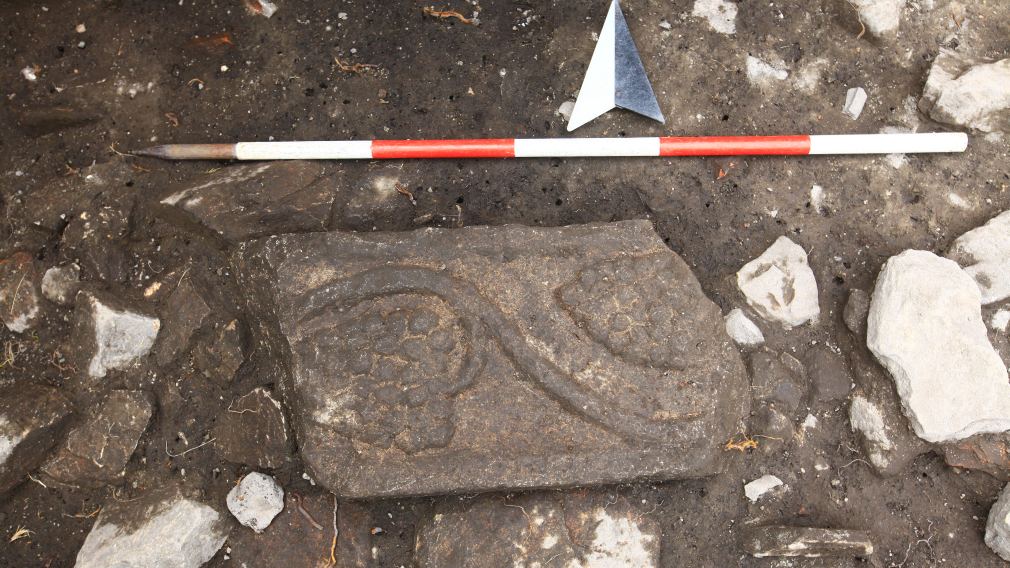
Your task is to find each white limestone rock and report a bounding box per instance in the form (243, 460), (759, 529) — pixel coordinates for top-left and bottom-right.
(725, 309), (764, 346)
(692, 0), (737, 35)
(848, 0), (904, 37)
(41, 263), (80, 306)
(71, 292), (160, 378)
(848, 396), (894, 471)
(988, 484), (1010, 562)
(867, 250), (1010, 443)
(75, 490), (229, 568)
(947, 210), (1010, 305)
(843, 87), (868, 120)
(737, 237), (820, 329)
(745, 56), (789, 87)
(920, 50), (1010, 133)
(744, 474), (783, 502)
(227, 472), (284, 533)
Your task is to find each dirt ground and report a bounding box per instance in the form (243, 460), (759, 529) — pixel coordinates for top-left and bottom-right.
(2, 0), (1010, 566)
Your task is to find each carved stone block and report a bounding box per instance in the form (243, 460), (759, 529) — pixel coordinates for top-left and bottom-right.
(236, 221), (748, 497)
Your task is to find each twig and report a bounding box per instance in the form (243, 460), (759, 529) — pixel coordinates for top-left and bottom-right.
(395, 182), (416, 205)
(846, 1), (866, 40)
(291, 493), (324, 530)
(724, 435), (759, 452)
(329, 494), (339, 565)
(334, 57), (379, 74)
(165, 437), (216, 458)
(423, 6), (478, 25)
(9, 527), (32, 543)
(27, 473), (48, 489)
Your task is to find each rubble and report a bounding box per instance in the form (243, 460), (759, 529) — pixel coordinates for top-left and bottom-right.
(988, 483), (1010, 561)
(212, 387), (289, 469)
(737, 236), (820, 329)
(154, 278), (210, 366)
(848, 396), (894, 472)
(919, 50), (1010, 133)
(41, 263), (80, 306)
(725, 308), (764, 346)
(415, 492), (660, 567)
(0, 252), (42, 333)
(745, 474), (783, 502)
(40, 391), (152, 487)
(843, 288), (871, 334)
(227, 472), (285, 533)
(842, 87), (867, 119)
(193, 319), (244, 383)
(867, 250), (1010, 443)
(68, 291), (160, 379)
(804, 346), (851, 402)
(236, 221), (749, 497)
(947, 210), (1010, 305)
(848, 0), (903, 37)
(0, 384), (73, 494)
(556, 100), (575, 121)
(743, 526), (874, 558)
(692, 0), (737, 35)
(75, 488), (229, 568)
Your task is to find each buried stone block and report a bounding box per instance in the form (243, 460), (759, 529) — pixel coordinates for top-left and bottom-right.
(0, 383), (73, 494)
(212, 387), (290, 469)
(235, 220), (749, 497)
(68, 291), (160, 379)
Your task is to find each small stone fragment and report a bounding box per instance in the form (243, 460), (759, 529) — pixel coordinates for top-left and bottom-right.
(692, 0), (737, 35)
(848, 0), (902, 36)
(947, 210), (1010, 305)
(843, 288), (871, 334)
(843, 87), (867, 120)
(744, 474), (783, 502)
(227, 472), (285, 533)
(41, 263), (80, 306)
(987, 483), (1010, 561)
(69, 291), (160, 379)
(942, 435), (1010, 480)
(155, 279), (210, 366)
(725, 308), (764, 346)
(415, 492), (660, 567)
(75, 488), (229, 568)
(737, 236), (820, 329)
(556, 100), (575, 121)
(193, 319), (244, 383)
(804, 346), (851, 402)
(41, 391), (152, 487)
(745, 56), (789, 86)
(919, 50), (1010, 133)
(0, 252), (42, 333)
(743, 525), (874, 558)
(212, 387), (289, 469)
(994, 309), (1010, 332)
(849, 396), (894, 471)
(0, 383), (73, 494)
(867, 250), (1010, 443)
(21, 66), (38, 81)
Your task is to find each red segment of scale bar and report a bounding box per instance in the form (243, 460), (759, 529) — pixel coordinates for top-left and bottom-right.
(371, 139), (516, 159)
(658, 135), (811, 156)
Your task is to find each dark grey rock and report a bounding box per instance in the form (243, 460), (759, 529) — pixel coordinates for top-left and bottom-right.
(415, 491), (660, 568)
(193, 319), (244, 383)
(0, 383), (73, 494)
(61, 205), (133, 284)
(743, 525), (874, 558)
(155, 279), (210, 367)
(749, 350), (806, 413)
(235, 221), (749, 497)
(843, 289), (870, 335)
(41, 263), (81, 306)
(0, 252), (42, 333)
(804, 345), (852, 402)
(41, 390), (152, 487)
(159, 162), (332, 242)
(75, 486), (229, 568)
(212, 387), (289, 469)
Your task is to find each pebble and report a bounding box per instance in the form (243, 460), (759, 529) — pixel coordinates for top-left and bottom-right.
(868, 250), (1010, 442)
(737, 236), (820, 329)
(842, 87), (867, 120)
(21, 66), (37, 82)
(744, 474), (783, 502)
(41, 263), (80, 306)
(724, 308), (764, 346)
(556, 100), (576, 122)
(843, 289), (870, 335)
(227, 472), (285, 533)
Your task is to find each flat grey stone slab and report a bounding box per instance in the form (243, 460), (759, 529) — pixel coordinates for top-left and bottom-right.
(236, 220), (748, 497)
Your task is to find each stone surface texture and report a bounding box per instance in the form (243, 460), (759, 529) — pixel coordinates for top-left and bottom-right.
(75, 488), (229, 568)
(160, 161), (332, 241)
(988, 483), (1010, 562)
(154, 278), (210, 366)
(843, 288), (871, 335)
(805, 345), (851, 402)
(736, 236), (820, 329)
(948, 210), (1010, 305)
(193, 319), (244, 383)
(0, 383), (73, 494)
(227, 471), (285, 533)
(743, 526), (874, 558)
(414, 491), (660, 568)
(848, 0), (903, 37)
(213, 387), (289, 469)
(941, 434), (1010, 480)
(919, 50), (1010, 133)
(0, 252), (42, 333)
(749, 350), (806, 414)
(724, 308), (764, 346)
(41, 263), (80, 306)
(41, 390), (152, 486)
(236, 221), (749, 497)
(69, 291), (160, 378)
(867, 250), (1010, 443)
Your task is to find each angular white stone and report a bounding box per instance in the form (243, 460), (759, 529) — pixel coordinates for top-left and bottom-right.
(867, 250), (1010, 443)
(920, 50), (1010, 133)
(948, 210), (1010, 305)
(744, 474), (783, 502)
(848, 396), (893, 470)
(227, 472), (284, 533)
(724, 309), (764, 346)
(843, 87), (868, 120)
(737, 237), (820, 329)
(84, 294), (160, 378)
(848, 0), (903, 36)
(692, 0), (737, 35)
(987, 483), (1010, 562)
(76, 496), (228, 568)
(745, 56), (788, 86)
